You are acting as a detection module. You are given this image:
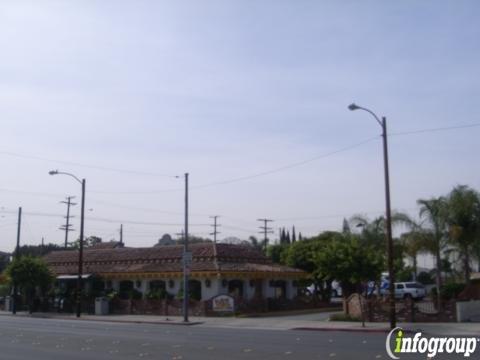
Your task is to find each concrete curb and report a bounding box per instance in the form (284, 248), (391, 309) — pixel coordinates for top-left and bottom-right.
(0, 312), (203, 326)
(292, 326), (391, 333)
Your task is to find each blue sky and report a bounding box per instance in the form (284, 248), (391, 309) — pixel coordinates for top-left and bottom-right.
(0, 1), (479, 258)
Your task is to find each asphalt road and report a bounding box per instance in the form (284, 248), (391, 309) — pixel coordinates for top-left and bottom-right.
(0, 316), (421, 359)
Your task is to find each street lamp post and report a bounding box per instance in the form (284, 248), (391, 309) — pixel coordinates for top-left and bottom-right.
(348, 103), (396, 329)
(49, 170), (86, 318)
(182, 172), (189, 323)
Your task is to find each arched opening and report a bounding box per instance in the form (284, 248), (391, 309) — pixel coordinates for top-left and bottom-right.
(228, 280), (244, 298)
(119, 280), (134, 299)
(188, 280), (202, 301)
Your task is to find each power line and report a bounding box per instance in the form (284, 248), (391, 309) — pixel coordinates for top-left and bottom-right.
(84, 216), (210, 227)
(84, 136), (381, 195)
(0, 208), (210, 227)
(390, 123), (480, 137)
(0, 188), (209, 216)
(0, 151), (178, 178)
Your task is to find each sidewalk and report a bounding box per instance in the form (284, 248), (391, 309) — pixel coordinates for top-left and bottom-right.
(1, 311), (479, 336)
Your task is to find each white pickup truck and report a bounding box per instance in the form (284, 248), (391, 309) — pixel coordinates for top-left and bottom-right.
(381, 282), (426, 300)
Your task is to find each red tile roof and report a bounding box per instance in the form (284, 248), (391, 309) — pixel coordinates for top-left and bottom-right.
(44, 243), (305, 278)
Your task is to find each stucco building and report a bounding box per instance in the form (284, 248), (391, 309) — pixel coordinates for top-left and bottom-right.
(44, 242), (305, 302)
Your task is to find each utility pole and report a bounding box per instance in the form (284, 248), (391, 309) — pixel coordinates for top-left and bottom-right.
(210, 216), (221, 243)
(182, 173), (190, 323)
(12, 207), (21, 315)
(257, 218), (274, 253)
(381, 116), (396, 330)
(60, 196), (76, 249)
(348, 103), (396, 329)
(119, 224), (123, 245)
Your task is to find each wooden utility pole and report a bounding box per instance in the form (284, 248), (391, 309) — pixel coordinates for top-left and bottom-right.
(257, 218), (273, 253)
(210, 216), (220, 243)
(12, 207), (22, 315)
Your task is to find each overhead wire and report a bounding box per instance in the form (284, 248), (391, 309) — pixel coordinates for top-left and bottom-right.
(0, 151), (178, 178)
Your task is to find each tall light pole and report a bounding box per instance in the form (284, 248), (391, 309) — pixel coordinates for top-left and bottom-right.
(12, 206), (22, 315)
(49, 170), (86, 318)
(182, 172), (190, 322)
(348, 103), (396, 329)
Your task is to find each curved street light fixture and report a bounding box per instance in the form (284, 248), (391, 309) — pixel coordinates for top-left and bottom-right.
(49, 169), (86, 318)
(348, 103), (396, 329)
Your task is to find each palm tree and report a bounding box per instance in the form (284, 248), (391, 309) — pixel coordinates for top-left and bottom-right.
(398, 230), (426, 281)
(417, 197), (448, 309)
(445, 185), (480, 284)
(349, 215), (386, 249)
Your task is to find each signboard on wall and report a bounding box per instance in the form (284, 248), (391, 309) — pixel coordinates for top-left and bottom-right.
(211, 294), (235, 312)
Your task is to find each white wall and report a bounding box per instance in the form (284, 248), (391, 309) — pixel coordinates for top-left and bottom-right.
(286, 280), (297, 300)
(456, 300), (480, 322)
(200, 278), (221, 301)
(244, 279), (256, 300)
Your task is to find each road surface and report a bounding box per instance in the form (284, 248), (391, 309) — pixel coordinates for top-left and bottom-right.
(0, 316), (419, 359)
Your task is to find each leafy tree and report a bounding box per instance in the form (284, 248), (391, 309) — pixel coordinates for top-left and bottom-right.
(267, 244), (289, 264)
(315, 235), (384, 297)
(285, 231), (345, 300)
(18, 243), (63, 257)
(292, 226), (297, 243)
(176, 235), (212, 245)
(5, 256), (53, 313)
(0, 251), (10, 273)
(248, 236), (263, 252)
(70, 235), (103, 249)
(445, 185), (480, 284)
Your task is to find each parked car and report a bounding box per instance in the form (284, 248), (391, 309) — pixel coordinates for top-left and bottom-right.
(381, 282), (426, 300)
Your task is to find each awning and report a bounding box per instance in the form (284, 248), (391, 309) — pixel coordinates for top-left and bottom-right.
(57, 274), (93, 280)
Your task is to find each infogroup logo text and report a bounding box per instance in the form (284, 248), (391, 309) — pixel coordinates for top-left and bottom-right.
(386, 327), (478, 359)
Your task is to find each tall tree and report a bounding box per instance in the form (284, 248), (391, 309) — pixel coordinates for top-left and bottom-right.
(281, 228), (287, 245)
(417, 196), (448, 308)
(5, 256), (53, 313)
(445, 185), (480, 284)
(342, 218), (351, 234)
(315, 234), (384, 297)
(292, 226), (297, 243)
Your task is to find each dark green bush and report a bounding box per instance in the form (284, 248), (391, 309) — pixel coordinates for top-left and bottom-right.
(129, 288), (143, 300)
(417, 271), (435, 285)
(431, 283), (466, 300)
(146, 288), (168, 300)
